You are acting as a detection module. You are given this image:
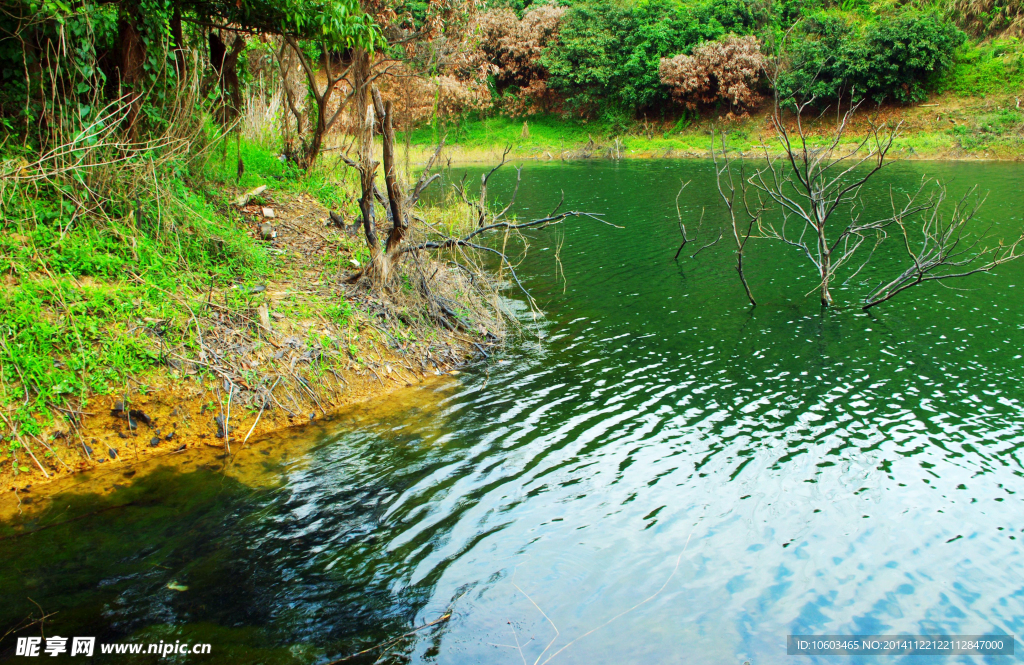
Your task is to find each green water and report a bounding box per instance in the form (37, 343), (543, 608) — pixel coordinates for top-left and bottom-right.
(4, 160), (1024, 664)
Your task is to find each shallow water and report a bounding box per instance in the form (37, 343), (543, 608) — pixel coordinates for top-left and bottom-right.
(4, 160), (1024, 664)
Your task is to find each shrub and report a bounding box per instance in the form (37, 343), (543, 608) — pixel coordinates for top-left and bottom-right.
(659, 34), (765, 115)
(938, 38), (1024, 97)
(780, 10), (965, 105)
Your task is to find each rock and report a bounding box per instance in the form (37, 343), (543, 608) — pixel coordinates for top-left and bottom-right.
(165, 432), (175, 441)
(108, 448), (118, 459)
(214, 415), (229, 438)
(234, 185), (267, 207)
(260, 222), (276, 241)
(129, 409), (152, 426)
(261, 207), (275, 218)
(150, 437), (161, 447)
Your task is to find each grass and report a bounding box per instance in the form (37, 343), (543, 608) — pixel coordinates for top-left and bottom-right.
(0, 129), (361, 461)
(939, 38), (1024, 98)
(403, 98), (1024, 164)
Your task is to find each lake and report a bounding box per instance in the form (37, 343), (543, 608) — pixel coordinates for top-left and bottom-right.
(3, 159), (1024, 664)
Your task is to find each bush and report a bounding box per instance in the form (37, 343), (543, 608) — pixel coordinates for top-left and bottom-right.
(659, 34), (765, 115)
(780, 10), (965, 105)
(541, 0), (758, 114)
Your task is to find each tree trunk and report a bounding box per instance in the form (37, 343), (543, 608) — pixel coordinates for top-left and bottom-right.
(820, 255), (832, 306)
(736, 252), (756, 306)
(171, 9), (185, 77)
(354, 50), (384, 279)
(818, 223), (832, 306)
(372, 89), (407, 253)
(305, 109), (326, 169)
(118, 11), (145, 141)
(276, 41), (304, 162)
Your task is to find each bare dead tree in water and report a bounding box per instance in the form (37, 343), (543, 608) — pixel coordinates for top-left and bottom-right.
(672, 181), (721, 261)
(453, 143), (516, 228)
(749, 96), (904, 306)
(707, 93), (1024, 308)
(711, 132), (763, 306)
(864, 184), (1024, 309)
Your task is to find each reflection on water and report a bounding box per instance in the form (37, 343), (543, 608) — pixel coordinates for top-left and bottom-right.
(3, 160), (1024, 664)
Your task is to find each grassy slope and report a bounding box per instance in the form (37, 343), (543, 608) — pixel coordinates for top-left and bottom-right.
(0, 138), (474, 483)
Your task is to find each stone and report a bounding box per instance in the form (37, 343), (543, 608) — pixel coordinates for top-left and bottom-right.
(234, 185), (266, 207)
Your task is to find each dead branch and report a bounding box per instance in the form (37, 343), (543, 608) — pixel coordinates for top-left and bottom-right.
(864, 184), (1024, 308)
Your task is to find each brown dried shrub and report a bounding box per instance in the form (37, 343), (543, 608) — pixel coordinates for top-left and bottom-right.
(373, 49), (494, 130)
(477, 5), (565, 114)
(659, 35), (765, 116)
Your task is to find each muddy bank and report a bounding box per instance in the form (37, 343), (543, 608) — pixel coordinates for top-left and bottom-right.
(0, 367), (473, 518)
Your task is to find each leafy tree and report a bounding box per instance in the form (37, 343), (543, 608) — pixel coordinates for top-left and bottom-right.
(0, 0), (380, 149)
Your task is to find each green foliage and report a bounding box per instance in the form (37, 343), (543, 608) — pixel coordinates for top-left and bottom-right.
(780, 9), (964, 105)
(939, 38), (1024, 96)
(173, 0), (381, 48)
(542, 0), (759, 113)
(0, 279), (166, 404)
(325, 300), (353, 326)
(0, 134), (277, 414)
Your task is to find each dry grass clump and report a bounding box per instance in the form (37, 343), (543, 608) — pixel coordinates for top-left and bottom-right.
(352, 188), (512, 344)
(948, 0), (1024, 35)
